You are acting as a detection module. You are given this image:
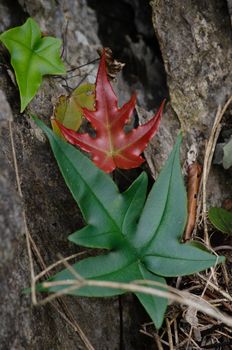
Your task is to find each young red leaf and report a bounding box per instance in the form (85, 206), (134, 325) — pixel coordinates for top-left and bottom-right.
(54, 50), (164, 172)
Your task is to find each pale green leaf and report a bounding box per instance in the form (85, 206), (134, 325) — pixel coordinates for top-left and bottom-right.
(51, 83), (95, 138)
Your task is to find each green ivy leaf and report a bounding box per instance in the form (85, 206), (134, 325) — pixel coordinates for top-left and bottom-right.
(209, 207), (232, 234)
(0, 18), (66, 112)
(51, 83), (95, 138)
(34, 118), (224, 329)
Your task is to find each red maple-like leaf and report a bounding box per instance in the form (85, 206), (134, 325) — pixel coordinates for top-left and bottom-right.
(54, 50), (165, 173)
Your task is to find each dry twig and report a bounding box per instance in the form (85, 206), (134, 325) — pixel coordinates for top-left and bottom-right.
(36, 255), (232, 328)
(201, 96), (232, 246)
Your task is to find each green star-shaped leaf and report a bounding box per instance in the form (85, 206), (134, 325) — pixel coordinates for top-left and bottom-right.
(0, 18), (66, 112)
(34, 118), (224, 328)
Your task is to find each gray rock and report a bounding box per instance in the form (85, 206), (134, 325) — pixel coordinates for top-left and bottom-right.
(150, 0), (232, 204)
(3, 0), (231, 348)
(0, 89), (13, 122)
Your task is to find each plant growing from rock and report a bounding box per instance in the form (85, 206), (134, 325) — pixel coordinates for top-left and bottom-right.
(34, 52), (224, 328)
(35, 115), (224, 328)
(2, 17), (224, 329)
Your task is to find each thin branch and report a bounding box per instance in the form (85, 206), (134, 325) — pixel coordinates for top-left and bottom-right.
(38, 256), (232, 328)
(165, 318), (174, 350)
(35, 252), (86, 281)
(197, 273), (232, 302)
(9, 121), (36, 304)
(66, 58), (99, 73)
(41, 277), (232, 327)
(201, 95), (232, 246)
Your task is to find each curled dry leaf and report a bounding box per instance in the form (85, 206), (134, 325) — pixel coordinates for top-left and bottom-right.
(184, 307), (199, 328)
(183, 162), (202, 241)
(97, 47), (125, 80)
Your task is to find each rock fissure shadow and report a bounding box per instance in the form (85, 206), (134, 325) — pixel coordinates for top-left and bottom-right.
(87, 1), (169, 349)
(87, 0), (168, 109)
